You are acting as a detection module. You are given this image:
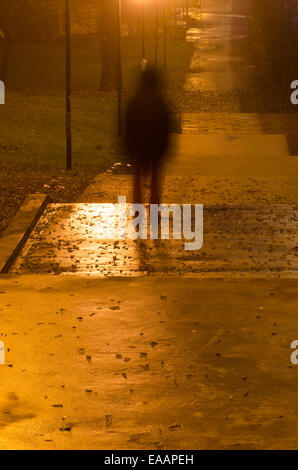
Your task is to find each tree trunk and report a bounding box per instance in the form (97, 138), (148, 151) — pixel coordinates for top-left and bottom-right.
(99, 0), (117, 91)
(0, 37), (12, 82)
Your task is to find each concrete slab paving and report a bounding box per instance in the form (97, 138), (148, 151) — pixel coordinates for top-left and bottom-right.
(80, 174), (298, 206)
(181, 113), (298, 136)
(10, 203), (298, 278)
(166, 134), (298, 177)
(171, 133), (290, 158)
(0, 275), (298, 450)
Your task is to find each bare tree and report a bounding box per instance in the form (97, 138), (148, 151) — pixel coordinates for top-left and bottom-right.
(0, 0), (33, 80)
(98, 0), (118, 91)
(250, 0), (297, 88)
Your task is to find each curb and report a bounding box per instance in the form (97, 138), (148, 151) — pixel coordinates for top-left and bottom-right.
(0, 193), (51, 273)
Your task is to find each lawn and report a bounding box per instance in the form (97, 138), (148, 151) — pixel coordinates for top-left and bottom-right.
(0, 35), (193, 170)
(0, 34), (193, 237)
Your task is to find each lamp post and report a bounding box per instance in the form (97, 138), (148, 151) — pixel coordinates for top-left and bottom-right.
(65, 0), (72, 170)
(186, 0), (189, 25)
(155, 0), (159, 66)
(117, 0), (122, 135)
(174, 0), (177, 45)
(142, 0), (146, 59)
(163, 0), (167, 68)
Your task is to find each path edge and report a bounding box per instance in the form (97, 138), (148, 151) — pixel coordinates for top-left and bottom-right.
(0, 193), (51, 274)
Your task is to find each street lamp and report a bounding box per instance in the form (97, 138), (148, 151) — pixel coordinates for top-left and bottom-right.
(65, 0), (72, 170)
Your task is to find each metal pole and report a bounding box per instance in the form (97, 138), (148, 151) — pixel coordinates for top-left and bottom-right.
(155, 0), (159, 66)
(163, 0), (167, 68)
(174, 0), (177, 45)
(65, 0), (72, 170)
(186, 0), (189, 26)
(117, 0), (122, 136)
(142, 0), (145, 59)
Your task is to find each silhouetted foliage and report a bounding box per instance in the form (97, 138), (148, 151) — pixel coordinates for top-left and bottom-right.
(249, 0), (298, 88)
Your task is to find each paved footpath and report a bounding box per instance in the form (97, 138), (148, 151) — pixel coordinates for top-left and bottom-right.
(10, 202), (298, 278)
(12, 128), (298, 277)
(1, 276), (298, 450)
(1, 11), (298, 450)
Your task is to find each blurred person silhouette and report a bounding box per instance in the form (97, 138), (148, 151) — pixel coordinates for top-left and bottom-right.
(124, 66), (170, 204)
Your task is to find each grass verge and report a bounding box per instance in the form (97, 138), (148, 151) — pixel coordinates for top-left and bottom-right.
(0, 35), (193, 236)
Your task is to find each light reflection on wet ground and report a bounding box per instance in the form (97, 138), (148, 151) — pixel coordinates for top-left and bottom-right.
(202, 13), (247, 19)
(183, 11), (252, 124)
(11, 203), (298, 278)
(184, 18), (250, 95)
(182, 15), (298, 145)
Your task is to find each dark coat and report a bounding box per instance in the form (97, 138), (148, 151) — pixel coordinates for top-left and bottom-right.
(124, 88), (170, 169)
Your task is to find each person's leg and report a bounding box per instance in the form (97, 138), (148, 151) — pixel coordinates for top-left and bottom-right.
(133, 160), (142, 204)
(151, 160), (161, 204)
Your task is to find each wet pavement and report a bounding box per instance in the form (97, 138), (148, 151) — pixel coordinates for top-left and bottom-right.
(1, 275), (298, 450)
(182, 12), (298, 143)
(181, 112), (298, 137)
(181, 10), (258, 114)
(10, 203), (298, 278)
(185, 13), (251, 99)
